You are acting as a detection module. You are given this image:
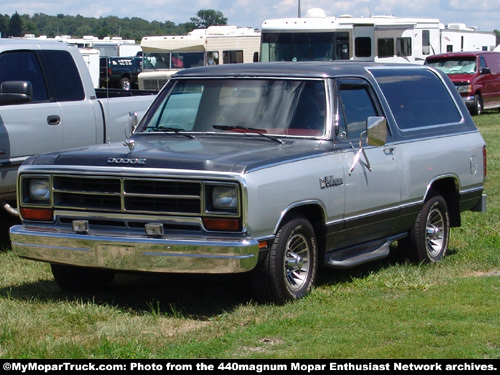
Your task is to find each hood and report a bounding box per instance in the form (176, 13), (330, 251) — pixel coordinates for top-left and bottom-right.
(446, 73), (475, 83)
(29, 134), (330, 174)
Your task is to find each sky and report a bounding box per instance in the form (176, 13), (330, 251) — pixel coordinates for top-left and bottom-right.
(1, 0), (499, 33)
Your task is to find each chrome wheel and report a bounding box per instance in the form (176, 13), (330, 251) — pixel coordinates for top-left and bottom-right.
(284, 232), (311, 292)
(252, 215), (318, 304)
(425, 207), (445, 258)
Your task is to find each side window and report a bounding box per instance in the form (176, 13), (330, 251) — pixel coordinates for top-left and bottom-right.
(378, 38), (394, 58)
(37, 50), (85, 102)
(355, 37), (372, 58)
(0, 51), (49, 102)
(223, 51), (244, 64)
(338, 80), (378, 140)
(479, 56), (488, 71)
(372, 68), (462, 130)
(397, 37), (412, 57)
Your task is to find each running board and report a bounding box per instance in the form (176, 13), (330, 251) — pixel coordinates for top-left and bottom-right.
(324, 234), (406, 269)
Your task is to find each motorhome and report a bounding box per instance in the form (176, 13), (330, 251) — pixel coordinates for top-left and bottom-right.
(138, 26), (261, 90)
(260, 8), (496, 64)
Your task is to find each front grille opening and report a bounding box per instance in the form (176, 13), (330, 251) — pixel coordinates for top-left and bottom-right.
(54, 176), (121, 193)
(124, 180), (201, 195)
(54, 193), (121, 210)
(124, 197), (200, 213)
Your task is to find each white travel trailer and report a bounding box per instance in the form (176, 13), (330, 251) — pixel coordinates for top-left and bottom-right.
(261, 8), (496, 64)
(138, 26), (261, 90)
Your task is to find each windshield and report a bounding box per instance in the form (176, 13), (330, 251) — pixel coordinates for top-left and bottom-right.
(139, 78), (327, 137)
(426, 57), (477, 74)
(261, 32), (349, 62)
(142, 52), (205, 70)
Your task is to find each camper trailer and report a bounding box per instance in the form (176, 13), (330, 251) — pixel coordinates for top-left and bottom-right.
(261, 8), (496, 64)
(138, 26), (261, 90)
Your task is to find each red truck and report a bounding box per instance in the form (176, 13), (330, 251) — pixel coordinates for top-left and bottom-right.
(425, 51), (500, 115)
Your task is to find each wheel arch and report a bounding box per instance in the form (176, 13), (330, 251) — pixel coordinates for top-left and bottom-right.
(425, 176), (461, 227)
(274, 202), (327, 261)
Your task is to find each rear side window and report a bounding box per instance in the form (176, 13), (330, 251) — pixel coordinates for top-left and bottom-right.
(37, 50), (85, 102)
(371, 68), (461, 130)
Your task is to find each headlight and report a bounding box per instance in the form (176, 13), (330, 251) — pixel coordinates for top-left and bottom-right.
(457, 84), (472, 94)
(212, 186), (238, 210)
(28, 179), (50, 201)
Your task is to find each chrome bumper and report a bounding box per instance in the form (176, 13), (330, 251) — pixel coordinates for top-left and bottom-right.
(9, 225), (259, 274)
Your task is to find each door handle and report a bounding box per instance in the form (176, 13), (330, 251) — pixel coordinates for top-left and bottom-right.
(47, 115), (61, 125)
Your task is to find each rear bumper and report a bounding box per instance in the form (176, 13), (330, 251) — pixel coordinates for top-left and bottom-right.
(9, 225), (259, 274)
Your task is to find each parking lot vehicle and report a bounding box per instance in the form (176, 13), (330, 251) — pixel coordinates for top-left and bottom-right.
(10, 62), (487, 304)
(139, 25), (260, 90)
(0, 39), (156, 215)
(100, 55), (142, 90)
(261, 8), (496, 64)
(425, 51), (500, 115)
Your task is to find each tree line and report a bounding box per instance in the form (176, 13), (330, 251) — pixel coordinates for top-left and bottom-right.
(1, 10), (499, 45)
(0, 10), (229, 41)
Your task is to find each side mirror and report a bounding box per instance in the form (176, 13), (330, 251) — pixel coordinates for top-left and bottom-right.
(366, 116), (387, 147)
(480, 67), (491, 75)
(0, 81), (33, 105)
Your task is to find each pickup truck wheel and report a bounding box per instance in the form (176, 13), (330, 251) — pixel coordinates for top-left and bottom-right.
(51, 264), (115, 292)
(252, 216), (318, 304)
(401, 192), (450, 263)
(120, 77), (131, 91)
(471, 94), (483, 116)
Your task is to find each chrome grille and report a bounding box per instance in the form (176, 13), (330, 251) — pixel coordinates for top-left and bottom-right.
(52, 175), (202, 215)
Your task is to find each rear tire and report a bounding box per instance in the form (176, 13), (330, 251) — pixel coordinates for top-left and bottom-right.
(119, 77), (131, 91)
(399, 191), (450, 263)
(252, 215), (318, 304)
(51, 264), (115, 292)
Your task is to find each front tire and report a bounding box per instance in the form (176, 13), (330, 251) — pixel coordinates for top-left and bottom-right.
(51, 264), (115, 292)
(400, 192), (450, 263)
(471, 94), (483, 116)
(252, 216), (318, 304)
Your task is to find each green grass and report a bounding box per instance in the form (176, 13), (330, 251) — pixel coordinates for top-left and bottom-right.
(1, 112), (499, 359)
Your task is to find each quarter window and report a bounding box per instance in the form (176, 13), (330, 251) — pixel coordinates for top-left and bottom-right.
(372, 68), (462, 130)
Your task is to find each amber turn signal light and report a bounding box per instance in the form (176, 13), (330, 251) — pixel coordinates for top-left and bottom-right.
(20, 207), (53, 221)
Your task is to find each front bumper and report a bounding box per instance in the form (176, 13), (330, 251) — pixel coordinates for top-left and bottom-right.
(9, 225), (259, 274)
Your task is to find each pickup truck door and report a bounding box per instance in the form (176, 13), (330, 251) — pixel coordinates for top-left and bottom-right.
(0, 50), (64, 199)
(333, 79), (401, 249)
(36, 50), (101, 149)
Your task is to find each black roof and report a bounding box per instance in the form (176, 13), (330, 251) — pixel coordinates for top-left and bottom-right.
(172, 61), (424, 79)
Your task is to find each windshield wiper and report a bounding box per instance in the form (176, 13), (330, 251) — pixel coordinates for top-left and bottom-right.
(149, 126), (196, 139)
(212, 125), (284, 144)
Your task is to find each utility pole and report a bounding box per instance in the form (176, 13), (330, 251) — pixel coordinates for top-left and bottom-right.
(298, 0), (301, 18)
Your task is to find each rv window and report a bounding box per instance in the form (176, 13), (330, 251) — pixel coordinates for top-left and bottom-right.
(422, 30), (430, 55)
(355, 37), (371, 58)
(396, 38), (412, 57)
(223, 51), (244, 64)
(378, 38), (394, 58)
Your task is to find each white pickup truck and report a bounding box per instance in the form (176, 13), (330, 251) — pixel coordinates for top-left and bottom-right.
(0, 39), (156, 215)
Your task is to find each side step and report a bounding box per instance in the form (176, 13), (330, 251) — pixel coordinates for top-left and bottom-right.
(324, 234), (406, 269)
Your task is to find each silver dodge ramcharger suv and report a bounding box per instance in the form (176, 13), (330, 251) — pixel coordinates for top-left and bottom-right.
(10, 62), (487, 304)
